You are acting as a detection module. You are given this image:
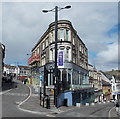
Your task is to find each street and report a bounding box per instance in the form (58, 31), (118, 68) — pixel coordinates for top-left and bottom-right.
(1, 80), (117, 118)
(56, 103), (115, 117)
(2, 80), (45, 117)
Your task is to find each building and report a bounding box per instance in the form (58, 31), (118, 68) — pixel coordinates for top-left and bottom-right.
(110, 75), (120, 100)
(100, 72), (112, 101)
(17, 65), (31, 81)
(88, 64), (102, 90)
(28, 20), (94, 107)
(4, 64), (31, 81)
(4, 64), (17, 75)
(88, 64), (102, 102)
(102, 80), (111, 101)
(0, 43), (5, 89)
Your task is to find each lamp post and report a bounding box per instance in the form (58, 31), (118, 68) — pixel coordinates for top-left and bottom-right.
(42, 5), (71, 107)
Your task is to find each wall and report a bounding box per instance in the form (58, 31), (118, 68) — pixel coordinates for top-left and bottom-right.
(57, 91), (73, 107)
(0, 44), (2, 90)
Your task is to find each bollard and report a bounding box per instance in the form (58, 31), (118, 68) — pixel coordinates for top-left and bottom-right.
(76, 103), (81, 107)
(91, 103), (95, 106)
(46, 96), (50, 109)
(85, 103), (89, 106)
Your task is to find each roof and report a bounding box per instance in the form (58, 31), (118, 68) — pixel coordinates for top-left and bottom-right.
(18, 65), (30, 70)
(105, 74), (113, 80)
(4, 64), (16, 68)
(4, 64), (30, 70)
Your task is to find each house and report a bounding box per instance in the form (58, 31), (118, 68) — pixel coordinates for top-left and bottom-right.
(102, 80), (111, 101)
(88, 64), (102, 102)
(4, 64), (31, 81)
(111, 75), (120, 100)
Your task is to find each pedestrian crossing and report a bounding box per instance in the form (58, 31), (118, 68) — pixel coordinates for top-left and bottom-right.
(4, 93), (39, 97)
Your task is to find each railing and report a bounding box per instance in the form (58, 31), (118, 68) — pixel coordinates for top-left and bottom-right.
(28, 54), (40, 65)
(70, 84), (92, 90)
(40, 87), (50, 109)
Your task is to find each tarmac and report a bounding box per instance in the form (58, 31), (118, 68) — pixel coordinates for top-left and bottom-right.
(17, 84), (76, 117)
(2, 82), (119, 117)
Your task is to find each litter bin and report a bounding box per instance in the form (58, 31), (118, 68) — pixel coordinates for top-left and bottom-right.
(64, 99), (68, 106)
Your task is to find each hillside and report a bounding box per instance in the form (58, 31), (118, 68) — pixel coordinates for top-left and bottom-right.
(104, 70), (120, 77)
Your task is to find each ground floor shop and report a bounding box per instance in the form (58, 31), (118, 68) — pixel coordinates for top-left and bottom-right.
(29, 62), (98, 107)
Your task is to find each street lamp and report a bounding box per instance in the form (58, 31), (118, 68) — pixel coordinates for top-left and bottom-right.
(42, 5), (71, 107)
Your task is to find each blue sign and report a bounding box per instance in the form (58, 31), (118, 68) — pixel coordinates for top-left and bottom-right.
(58, 50), (64, 68)
(40, 75), (44, 80)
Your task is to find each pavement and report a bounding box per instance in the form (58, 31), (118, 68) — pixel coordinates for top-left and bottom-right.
(3, 82), (119, 117)
(18, 84), (76, 116)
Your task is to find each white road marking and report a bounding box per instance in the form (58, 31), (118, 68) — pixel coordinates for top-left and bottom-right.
(4, 92), (38, 97)
(18, 84), (32, 106)
(0, 89), (12, 95)
(108, 107), (115, 117)
(17, 85), (49, 115)
(46, 114), (56, 117)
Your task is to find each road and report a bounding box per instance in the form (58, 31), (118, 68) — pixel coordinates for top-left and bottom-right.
(56, 102), (115, 117)
(1, 80), (116, 118)
(2, 80), (45, 117)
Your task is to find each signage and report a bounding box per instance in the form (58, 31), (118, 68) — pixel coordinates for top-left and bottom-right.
(40, 75), (44, 80)
(58, 50), (64, 68)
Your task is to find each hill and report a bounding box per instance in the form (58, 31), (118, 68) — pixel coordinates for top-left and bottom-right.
(104, 70), (120, 77)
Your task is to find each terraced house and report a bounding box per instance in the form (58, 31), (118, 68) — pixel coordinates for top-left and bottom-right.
(28, 20), (94, 107)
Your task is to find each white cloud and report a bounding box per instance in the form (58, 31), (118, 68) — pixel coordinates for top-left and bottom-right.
(2, 2), (118, 71)
(97, 43), (118, 64)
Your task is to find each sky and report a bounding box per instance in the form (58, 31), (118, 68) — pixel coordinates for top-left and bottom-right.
(1, 1), (119, 71)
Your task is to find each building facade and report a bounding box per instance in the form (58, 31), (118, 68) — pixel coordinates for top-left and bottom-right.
(28, 20), (94, 107)
(0, 43), (5, 89)
(88, 64), (102, 102)
(111, 75), (120, 100)
(4, 64), (31, 81)
(102, 80), (111, 101)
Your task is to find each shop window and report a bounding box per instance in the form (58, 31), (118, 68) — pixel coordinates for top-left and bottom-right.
(62, 69), (67, 90)
(68, 69), (71, 85)
(73, 70), (79, 85)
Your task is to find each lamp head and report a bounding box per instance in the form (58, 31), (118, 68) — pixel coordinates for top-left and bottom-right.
(64, 5), (71, 9)
(42, 10), (48, 13)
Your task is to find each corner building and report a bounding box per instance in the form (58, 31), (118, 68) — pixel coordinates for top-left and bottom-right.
(28, 20), (94, 107)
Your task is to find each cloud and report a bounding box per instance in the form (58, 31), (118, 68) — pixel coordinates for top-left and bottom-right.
(97, 43), (118, 63)
(2, 2), (118, 71)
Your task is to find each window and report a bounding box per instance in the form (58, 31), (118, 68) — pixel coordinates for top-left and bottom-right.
(60, 29), (64, 41)
(42, 42), (45, 50)
(46, 37), (49, 47)
(73, 70), (79, 85)
(73, 37), (75, 45)
(66, 49), (69, 60)
(66, 30), (69, 41)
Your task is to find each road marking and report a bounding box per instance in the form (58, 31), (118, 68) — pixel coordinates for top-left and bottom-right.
(4, 92), (38, 97)
(46, 114), (56, 117)
(0, 89), (12, 95)
(17, 85), (49, 115)
(5, 93), (28, 97)
(18, 84), (32, 106)
(18, 107), (47, 115)
(108, 107), (115, 117)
